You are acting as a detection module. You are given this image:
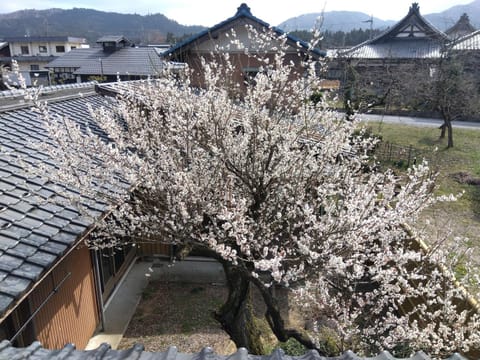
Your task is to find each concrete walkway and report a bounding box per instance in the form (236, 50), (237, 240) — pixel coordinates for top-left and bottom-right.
(85, 256), (225, 350)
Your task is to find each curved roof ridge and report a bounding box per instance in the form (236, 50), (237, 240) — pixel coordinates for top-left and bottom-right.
(367, 2), (447, 45)
(163, 3), (324, 58)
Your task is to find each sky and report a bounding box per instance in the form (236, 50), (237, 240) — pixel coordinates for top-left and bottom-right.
(0, 0), (474, 26)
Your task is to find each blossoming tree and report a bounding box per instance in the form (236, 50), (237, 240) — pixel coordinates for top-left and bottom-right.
(32, 28), (479, 357)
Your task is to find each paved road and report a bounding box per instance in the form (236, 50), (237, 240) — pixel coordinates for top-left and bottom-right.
(359, 113), (480, 130)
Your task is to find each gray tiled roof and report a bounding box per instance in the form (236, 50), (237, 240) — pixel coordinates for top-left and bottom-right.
(96, 35), (129, 44)
(0, 88), (112, 319)
(452, 30), (480, 50)
(445, 14), (476, 39)
(46, 47), (167, 76)
(163, 3), (325, 59)
(341, 4), (446, 59)
(0, 340), (468, 360)
(343, 40), (443, 59)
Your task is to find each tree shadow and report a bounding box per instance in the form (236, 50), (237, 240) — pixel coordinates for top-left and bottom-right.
(450, 172), (480, 218)
(418, 136), (444, 147)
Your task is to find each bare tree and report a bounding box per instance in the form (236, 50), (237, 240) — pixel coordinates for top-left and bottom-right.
(416, 48), (480, 148)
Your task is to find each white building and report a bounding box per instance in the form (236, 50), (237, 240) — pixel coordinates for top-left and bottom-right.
(1, 36), (88, 86)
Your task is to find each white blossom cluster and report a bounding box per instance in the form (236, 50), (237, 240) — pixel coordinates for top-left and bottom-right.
(29, 26), (480, 357)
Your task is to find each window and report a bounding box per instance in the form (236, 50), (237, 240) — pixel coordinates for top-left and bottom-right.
(30, 64), (39, 71)
(55, 45), (65, 53)
(71, 46), (76, 50)
(38, 45), (47, 53)
(20, 46), (29, 55)
(243, 67), (259, 86)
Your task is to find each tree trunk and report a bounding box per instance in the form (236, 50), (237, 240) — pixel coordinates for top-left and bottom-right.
(251, 278), (325, 355)
(439, 123), (446, 139)
(214, 263), (264, 354)
(446, 120), (454, 148)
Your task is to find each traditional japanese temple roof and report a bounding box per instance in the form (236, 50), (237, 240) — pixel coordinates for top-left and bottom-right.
(445, 13), (477, 40)
(341, 3), (448, 59)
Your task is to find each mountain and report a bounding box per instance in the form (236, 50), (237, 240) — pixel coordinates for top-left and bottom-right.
(425, 0), (480, 30)
(0, 8), (206, 44)
(278, 11), (395, 33)
(3, 1), (480, 46)
(278, 0), (480, 33)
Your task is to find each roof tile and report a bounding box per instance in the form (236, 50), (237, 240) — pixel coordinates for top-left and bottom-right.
(34, 223), (61, 238)
(41, 241), (68, 255)
(0, 254), (24, 272)
(0, 341), (469, 360)
(15, 216), (44, 230)
(0, 294), (14, 314)
(3, 224), (32, 239)
(0, 234), (18, 251)
(51, 230), (78, 245)
(27, 250), (57, 267)
(6, 243), (38, 258)
(12, 262), (44, 281)
(20, 233), (49, 247)
(0, 275), (31, 297)
(0, 193), (21, 206)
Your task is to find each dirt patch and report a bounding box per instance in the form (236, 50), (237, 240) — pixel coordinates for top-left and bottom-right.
(118, 281), (234, 353)
(118, 280), (301, 354)
(451, 171), (480, 185)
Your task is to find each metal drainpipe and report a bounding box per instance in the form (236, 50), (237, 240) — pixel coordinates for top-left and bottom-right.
(92, 250), (106, 332)
(10, 272), (72, 343)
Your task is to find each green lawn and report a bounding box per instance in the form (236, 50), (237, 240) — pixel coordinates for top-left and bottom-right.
(367, 122), (480, 210)
(366, 122), (480, 294)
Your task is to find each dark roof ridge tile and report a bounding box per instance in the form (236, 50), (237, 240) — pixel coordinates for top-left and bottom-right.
(0, 341), (469, 360)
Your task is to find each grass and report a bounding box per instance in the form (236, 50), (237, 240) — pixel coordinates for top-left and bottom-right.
(366, 121), (480, 294)
(368, 122), (480, 213)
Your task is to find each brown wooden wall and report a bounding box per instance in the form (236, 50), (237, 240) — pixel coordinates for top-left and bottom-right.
(182, 51), (311, 91)
(29, 245), (99, 349)
(136, 242), (171, 257)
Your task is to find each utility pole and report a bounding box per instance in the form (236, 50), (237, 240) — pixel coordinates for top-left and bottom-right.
(363, 15), (374, 40)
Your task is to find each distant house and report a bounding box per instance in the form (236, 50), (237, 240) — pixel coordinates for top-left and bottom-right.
(445, 13), (476, 40)
(340, 3), (447, 61)
(46, 36), (178, 83)
(328, 3), (480, 115)
(0, 36), (88, 86)
(163, 3), (325, 89)
(0, 83), (138, 349)
(327, 3), (458, 112)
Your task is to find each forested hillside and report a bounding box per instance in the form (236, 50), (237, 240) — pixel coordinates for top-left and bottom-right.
(0, 8), (205, 44)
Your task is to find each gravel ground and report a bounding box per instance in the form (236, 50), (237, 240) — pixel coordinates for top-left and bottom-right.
(118, 281), (235, 354)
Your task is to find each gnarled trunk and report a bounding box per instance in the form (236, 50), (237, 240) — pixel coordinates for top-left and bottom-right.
(251, 277), (323, 355)
(214, 263), (264, 354)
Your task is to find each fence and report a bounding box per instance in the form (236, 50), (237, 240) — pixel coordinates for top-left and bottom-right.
(375, 141), (437, 169)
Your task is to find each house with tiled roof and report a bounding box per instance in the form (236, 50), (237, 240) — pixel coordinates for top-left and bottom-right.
(46, 36), (180, 83)
(0, 36), (88, 87)
(327, 3), (480, 115)
(0, 83), (138, 349)
(341, 3), (447, 60)
(163, 3), (324, 89)
(326, 3), (458, 113)
(446, 13), (476, 40)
